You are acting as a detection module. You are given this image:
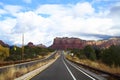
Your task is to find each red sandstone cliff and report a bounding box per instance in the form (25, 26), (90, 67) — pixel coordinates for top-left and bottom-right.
(50, 37), (120, 50)
(50, 37), (86, 50)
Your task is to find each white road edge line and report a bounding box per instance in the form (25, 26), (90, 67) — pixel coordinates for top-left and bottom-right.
(63, 59), (77, 80)
(66, 59), (96, 80)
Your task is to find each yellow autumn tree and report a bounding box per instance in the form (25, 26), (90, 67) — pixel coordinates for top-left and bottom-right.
(0, 45), (9, 61)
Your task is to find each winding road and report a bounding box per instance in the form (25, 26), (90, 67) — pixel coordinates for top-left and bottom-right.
(31, 52), (101, 80)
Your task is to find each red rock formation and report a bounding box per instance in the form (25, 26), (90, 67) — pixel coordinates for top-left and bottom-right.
(50, 37), (120, 50)
(27, 42), (46, 48)
(50, 37), (86, 50)
(27, 42), (35, 47)
(0, 40), (9, 47)
(98, 38), (120, 48)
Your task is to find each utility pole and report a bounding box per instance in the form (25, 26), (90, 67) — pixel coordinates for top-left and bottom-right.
(22, 33), (24, 60)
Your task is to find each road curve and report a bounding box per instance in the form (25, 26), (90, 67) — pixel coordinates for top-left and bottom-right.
(31, 52), (98, 80)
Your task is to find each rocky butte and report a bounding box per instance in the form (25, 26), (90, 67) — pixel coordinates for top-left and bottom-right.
(50, 37), (120, 50)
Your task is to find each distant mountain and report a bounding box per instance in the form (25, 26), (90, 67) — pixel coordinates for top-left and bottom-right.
(27, 42), (46, 48)
(102, 36), (120, 40)
(37, 44), (46, 48)
(86, 37), (120, 48)
(0, 40), (9, 47)
(50, 37), (120, 50)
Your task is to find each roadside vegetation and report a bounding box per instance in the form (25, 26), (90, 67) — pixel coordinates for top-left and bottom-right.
(0, 55), (59, 80)
(0, 53), (60, 80)
(67, 45), (120, 75)
(0, 45), (54, 66)
(0, 44), (57, 80)
(5, 45), (54, 61)
(0, 45), (9, 61)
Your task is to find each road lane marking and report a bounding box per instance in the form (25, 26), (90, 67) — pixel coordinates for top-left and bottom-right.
(66, 59), (96, 80)
(15, 55), (60, 80)
(63, 59), (77, 80)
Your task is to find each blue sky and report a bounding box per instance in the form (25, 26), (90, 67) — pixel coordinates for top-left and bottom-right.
(0, 0), (120, 46)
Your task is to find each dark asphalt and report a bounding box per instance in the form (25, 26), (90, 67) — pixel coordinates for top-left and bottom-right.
(31, 53), (96, 80)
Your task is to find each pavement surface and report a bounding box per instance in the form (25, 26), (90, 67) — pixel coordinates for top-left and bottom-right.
(31, 52), (103, 80)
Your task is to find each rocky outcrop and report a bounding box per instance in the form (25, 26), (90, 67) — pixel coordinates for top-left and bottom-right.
(50, 37), (120, 50)
(27, 42), (35, 47)
(97, 38), (120, 48)
(50, 37), (86, 50)
(0, 40), (9, 47)
(27, 42), (46, 48)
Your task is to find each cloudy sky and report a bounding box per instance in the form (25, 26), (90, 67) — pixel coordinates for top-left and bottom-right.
(0, 0), (120, 46)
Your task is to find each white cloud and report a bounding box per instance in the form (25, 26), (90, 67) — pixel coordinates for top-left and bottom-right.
(0, 9), (7, 15)
(13, 11), (45, 33)
(36, 4), (69, 17)
(36, 2), (94, 18)
(108, 5), (120, 36)
(11, 11), (51, 45)
(0, 18), (16, 33)
(4, 5), (23, 16)
(73, 2), (94, 17)
(0, 17), (16, 44)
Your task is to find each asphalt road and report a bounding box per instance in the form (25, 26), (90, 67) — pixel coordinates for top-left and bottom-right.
(31, 52), (97, 80)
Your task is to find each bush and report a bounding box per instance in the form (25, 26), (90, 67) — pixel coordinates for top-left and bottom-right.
(101, 45), (120, 66)
(5, 45), (52, 61)
(0, 45), (9, 61)
(84, 45), (96, 61)
(94, 48), (101, 60)
(5, 46), (21, 61)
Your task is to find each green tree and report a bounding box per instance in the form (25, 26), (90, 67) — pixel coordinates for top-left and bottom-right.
(70, 48), (80, 57)
(95, 48), (101, 60)
(84, 45), (96, 61)
(101, 45), (120, 66)
(6, 46), (21, 61)
(79, 49), (86, 59)
(5, 45), (54, 61)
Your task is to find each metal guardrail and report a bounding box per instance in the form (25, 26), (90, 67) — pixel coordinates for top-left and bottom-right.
(0, 51), (57, 73)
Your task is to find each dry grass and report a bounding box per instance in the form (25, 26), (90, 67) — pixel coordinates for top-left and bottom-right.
(0, 61), (53, 80)
(0, 53), (60, 80)
(0, 67), (16, 80)
(66, 55), (120, 75)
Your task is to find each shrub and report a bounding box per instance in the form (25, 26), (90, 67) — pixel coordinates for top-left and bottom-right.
(101, 45), (120, 66)
(84, 45), (96, 61)
(0, 45), (9, 61)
